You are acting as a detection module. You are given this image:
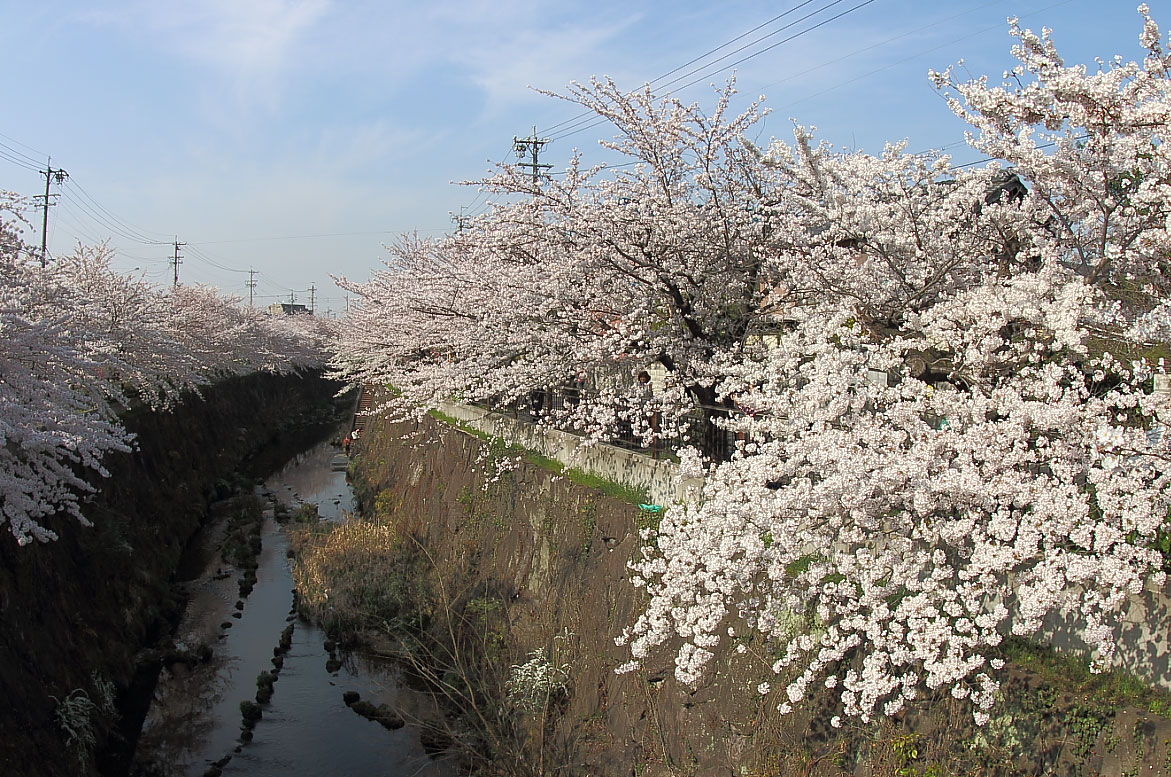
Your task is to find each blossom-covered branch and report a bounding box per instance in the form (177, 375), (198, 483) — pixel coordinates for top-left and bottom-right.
(0, 197), (330, 545)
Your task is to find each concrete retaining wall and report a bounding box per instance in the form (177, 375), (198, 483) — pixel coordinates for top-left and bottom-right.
(437, 401), (698, 507)
(1038, 582), (1171, 693)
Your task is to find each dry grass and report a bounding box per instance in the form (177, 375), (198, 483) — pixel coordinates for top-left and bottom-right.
(289, 518), (420, 637)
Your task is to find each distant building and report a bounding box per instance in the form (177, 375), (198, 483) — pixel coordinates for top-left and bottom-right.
(267, 302), (311, 316)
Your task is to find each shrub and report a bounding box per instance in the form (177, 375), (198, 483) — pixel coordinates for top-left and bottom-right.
(52, 689), (97, 763)
(290, 518), (423, 638)
(505, 647), (570, 713)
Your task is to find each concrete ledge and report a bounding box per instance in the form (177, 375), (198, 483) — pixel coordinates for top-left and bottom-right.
(436, 401), (694, 507)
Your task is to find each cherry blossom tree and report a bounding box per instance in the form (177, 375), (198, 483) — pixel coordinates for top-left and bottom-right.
(1, 196), (330, 545)
(330, 6), (1171, 725)
(334, 79), (795, 448)
(0, 198), (132, 544)
(619, 7), (1171, 725)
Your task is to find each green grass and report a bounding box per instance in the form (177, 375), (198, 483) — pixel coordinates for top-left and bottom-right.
(999, 637), (1171, 718)
(426, 409), (650, 506)
(523, 450), (565, 474)
(563, 467), (648, 505)
(427, 409), (493, 442)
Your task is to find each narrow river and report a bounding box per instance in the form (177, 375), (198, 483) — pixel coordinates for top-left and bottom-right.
(132, 435), (449, 777)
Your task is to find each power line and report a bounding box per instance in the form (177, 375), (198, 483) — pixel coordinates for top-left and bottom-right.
(57, 187), (160, 246)
(188, 228), (428, 246)
(545, 0), (874, 143)
(63, 178), (170, 244)
(458, 140), (525, 221)
(539, 0), (831, 139)
(53, 202), (108, 247)
(668, 0), (878, 94)
(0, 130), (46, 161)
(115, 249), (170, 264)
(185, 244), (249, 274)
(550, 0), (880, 144)
(765, 0), (1076, 126)
(755, 0), (1006, 96)
(0, 145), (40, 172)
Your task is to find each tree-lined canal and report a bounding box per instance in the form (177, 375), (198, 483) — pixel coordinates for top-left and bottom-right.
(132, 434), (448, 777)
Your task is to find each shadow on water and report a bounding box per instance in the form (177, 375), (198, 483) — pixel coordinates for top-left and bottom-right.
(132, 433), (450, 777)
(266, 440), (355, 523)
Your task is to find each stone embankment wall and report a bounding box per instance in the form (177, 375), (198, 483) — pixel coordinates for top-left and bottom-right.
(0, 371), (344, 777)
(352, 407), (1171, 777)
(350, 413), (787, 777)
(443, 400), (1171, 697)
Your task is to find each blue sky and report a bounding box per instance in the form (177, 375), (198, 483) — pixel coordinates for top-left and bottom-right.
(0, 0), (1163, 314)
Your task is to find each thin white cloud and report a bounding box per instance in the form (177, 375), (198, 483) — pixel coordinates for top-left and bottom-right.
(299, 0), (646, 109)
(454, 17), (644, 107)
(156, 0), (330, 74)
(76, 0), (330, 108)
(310, 120), (437, 172)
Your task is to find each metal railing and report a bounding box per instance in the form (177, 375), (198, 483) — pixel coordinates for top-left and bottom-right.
(472, 384), (741, 462)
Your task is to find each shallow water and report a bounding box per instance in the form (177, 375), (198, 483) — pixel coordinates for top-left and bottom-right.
(134, 436), (447, 777)
(265, 440), (355, 522)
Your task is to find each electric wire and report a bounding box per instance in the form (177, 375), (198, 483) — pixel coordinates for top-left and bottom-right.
(460, 1), (864, 220)
(549, 0), (880, 144)
(767, 0), (1076, 121)
(538, 0), (829, 138)
(541, 0), (1074, 183)
(754, 0), (1009, 97)
(189, 228), (420, 246)
(57, 186), (159, 246)
(64, 178), (170, 244)
(1, 130), (382, 296)
(53, 201), (109, 247)
(0, 130), (46, 161)
(0, 145), (40, 173)
(460, 141), (520, 218)
(454, 141), (530, 226)
(185, 244), (250, 274)
(543, 0), (875, 144)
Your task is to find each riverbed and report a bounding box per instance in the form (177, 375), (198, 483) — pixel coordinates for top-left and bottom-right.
(132, 435), (449, 777)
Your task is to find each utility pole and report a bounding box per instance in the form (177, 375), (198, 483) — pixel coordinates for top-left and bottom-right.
(38, 159), (68, 267)
(247, 268), (257, 307)
(308, 284), (316, 315)
(451, 206), (470, 233)
(514, 127), (551, 185)
(171, 239), (186, 287)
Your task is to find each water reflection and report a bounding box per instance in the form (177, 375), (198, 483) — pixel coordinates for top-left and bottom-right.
(265, 439), (354, 522)
(133, 436), (448, 777)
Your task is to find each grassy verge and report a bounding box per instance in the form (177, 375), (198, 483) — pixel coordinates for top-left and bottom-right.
(288, 507), (573, 776)
(427, 409), (650, 506)
(999, 637), (1171, 718)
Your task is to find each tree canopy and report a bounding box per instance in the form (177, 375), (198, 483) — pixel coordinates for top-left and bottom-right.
(340, 6), (1171, 723)
(0, 195), (331, 545)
